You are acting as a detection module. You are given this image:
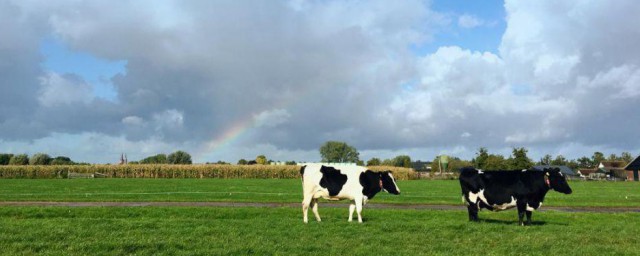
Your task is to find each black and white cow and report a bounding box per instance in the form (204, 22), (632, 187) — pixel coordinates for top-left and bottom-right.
(300, 164), (400, 223)
(459, 167), (572, 225)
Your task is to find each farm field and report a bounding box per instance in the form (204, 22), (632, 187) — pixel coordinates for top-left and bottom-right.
(0, 179), (638, 207)
(0, 206), (638, 255)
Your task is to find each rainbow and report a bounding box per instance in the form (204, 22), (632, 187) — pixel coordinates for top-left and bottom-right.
(196, 116), (257, 160)
(195, 83), (332, 161)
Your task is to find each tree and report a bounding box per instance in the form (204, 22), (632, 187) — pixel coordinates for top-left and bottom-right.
(484, 154), (508, 170)
(608, 153), (618, 161)
(592, 152), (605, 165)
(285, 161), (297, 165)
(319, 141), (359, 163)
(550, 155), (567, 166)
(473, 147), (489, 169)
(51, 156), (73, 165)
(366, 158), (381, 166)
(621, 152), (633, 164)
(256, 155), (268, 165)
(9, 154), (29, 165)
(237, 159), (248, 165)
(29, 153), (52, 165)
(0, 154), (14, 165)
(510, 147), (532, 169)
(539, 154), (552, 165)
(140, 154), (168, 164)
(577, 156), (592, 168)
(167, 151), (192, 164)
(381, 158), (394, 166)
(392, 155), (412, 168)
(430, 156), (472, 172)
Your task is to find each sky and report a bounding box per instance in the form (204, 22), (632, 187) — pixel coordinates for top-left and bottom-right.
(1, 0), (640, 164)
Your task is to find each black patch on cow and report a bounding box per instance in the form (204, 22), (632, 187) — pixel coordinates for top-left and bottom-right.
(319, 165), (348, 196)
(299, 165), (306, 176)
(359, 170), (382, 199)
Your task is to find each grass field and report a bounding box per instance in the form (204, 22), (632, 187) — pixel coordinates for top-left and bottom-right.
(0, 206), (638, 255)
(0, 179), (639, 207)
(1, 179), (639, 255)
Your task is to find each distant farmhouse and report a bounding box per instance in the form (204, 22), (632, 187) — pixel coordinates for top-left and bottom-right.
(579, 161), (629, 181)
(411, 161), (432, 172)
(624, 155), (640, 181)
(532, 165), (577, 180)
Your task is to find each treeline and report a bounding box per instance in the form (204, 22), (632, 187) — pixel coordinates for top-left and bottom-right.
(469, 147), (634, 171)
(0, 153), (76, 166)
(132, 151), (192, 164)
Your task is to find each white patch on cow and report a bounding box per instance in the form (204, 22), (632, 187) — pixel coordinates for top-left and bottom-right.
(527, 202), (542, 211)
(522, 169), (527, 172)
(468, 189), (488, 209)
(492, 196), (517, 211)
(387, 172), (401, 193)
(478, 169), (484, 174)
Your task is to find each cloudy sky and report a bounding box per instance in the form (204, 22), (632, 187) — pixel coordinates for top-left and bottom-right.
(1, 0), (639, 163)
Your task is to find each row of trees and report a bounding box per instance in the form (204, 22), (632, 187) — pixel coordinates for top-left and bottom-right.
(134, 151), (193, 164)
(0, 153), (75, 166)
(317, 141), (636, 172)
(536, 151), (633, 169)
(471, 147), (635, 171)
(320, 141), (414, 167)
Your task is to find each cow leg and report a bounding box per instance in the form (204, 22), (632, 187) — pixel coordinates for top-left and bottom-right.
(525, 211), (533, 225)
(348, 203), (355, 222)
(355, 197), (364, 223)
(517, 201), (527, 226)
(311, 198), (321, 222)
(302, 196), (312, 223)
(467, 205), (479, 222)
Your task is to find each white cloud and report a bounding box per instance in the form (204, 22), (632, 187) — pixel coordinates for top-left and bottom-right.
(458, 14), (484, 28)
(152, 109), (184, 130)
(122, 116), (145, 126)
(38, 72), (93, 107)
(254, 109), (291, 128)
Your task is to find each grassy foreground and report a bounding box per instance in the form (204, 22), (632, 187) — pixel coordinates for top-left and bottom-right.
(1, 179), (639, 207)
(0, 206), (638, 255)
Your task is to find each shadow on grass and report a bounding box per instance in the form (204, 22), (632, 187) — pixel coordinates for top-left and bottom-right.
(475, 219), (567, 226)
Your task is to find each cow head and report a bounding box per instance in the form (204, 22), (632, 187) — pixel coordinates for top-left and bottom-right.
(544, 168), (572, 194)
(380, 171), (401, 195)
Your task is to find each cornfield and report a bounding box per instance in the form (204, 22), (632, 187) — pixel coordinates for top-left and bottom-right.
(0, 164), (417, 180)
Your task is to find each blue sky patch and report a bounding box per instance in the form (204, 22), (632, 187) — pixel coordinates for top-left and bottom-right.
(413, 0), (506, 56)
(40, 37), (127, 102)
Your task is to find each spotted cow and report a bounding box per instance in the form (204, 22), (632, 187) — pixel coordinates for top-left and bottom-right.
(459, 167), (572, 225)
(300, 164), (400, 223)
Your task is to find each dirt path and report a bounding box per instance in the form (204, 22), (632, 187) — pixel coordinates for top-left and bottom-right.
(1, 201), (639, 213)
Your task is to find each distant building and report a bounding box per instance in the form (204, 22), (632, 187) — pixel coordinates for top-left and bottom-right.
(578, 161), (627, 180)
(624, 155), (640, 181)
(411, 161), (432, 172)
(119, 153), (128, 165)
(599, 161), (627, 180)
(578, 169), (597, 179)
(532, 165), (577, 178)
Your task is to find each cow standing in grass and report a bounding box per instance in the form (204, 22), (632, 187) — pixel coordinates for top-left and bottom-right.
(459, 167), (572, 226)
(300, 164), (400, 223)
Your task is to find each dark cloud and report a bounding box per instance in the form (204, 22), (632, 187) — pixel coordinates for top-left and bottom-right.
(1, 0), (639, 163)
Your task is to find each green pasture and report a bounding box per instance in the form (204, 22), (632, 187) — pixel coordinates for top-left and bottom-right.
(0, 179), (638, 207)
(0, 206), (638, 255)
